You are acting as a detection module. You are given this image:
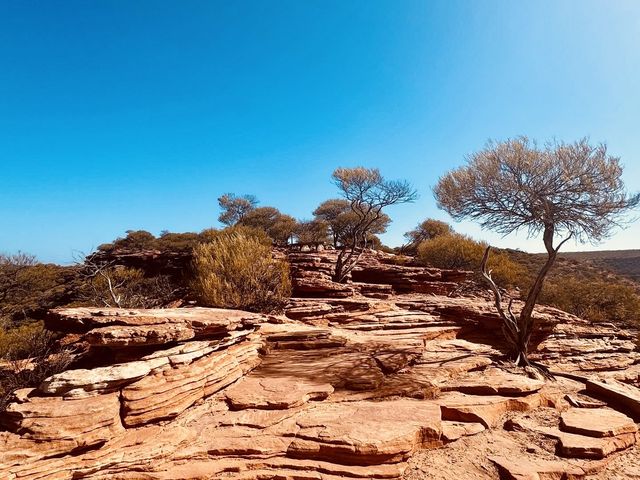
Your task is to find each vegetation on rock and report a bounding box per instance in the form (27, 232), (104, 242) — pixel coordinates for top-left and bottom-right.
(191, 227), (291, 313)
(435, 137), (640, 368)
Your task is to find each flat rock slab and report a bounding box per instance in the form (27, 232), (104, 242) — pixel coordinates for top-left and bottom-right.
(439, 391), (542, 428)
(586, 378), (640, 418)
(555, 429), (637, 459)
(225, 376), (334, 410)
(287, 399), (442, 465)
(490, 454), (596, 480)
(38, 358), (168, 396)
(560, 408), (638, 438)
(47, 307), (263, 335)
(444, 367), (545, 395)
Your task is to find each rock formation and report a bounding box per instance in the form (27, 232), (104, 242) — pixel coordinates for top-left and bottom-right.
(1, 250), (639, 479)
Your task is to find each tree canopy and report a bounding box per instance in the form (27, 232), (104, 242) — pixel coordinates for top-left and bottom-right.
(217, 193), (258, 226)
(331, 167), (417, 282)
(434, 137), (639, 369)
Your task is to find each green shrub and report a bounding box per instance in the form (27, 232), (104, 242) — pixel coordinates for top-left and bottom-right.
(191, 228), (291, 313)
(416, 233), (525, 287)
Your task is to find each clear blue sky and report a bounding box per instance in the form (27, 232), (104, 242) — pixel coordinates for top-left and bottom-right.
(1, 1), (639, 264)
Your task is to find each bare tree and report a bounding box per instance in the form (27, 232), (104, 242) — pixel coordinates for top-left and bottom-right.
(218, 193), (258, 226)
(331, 167), (418, 282)
(434, 137), (639, 369)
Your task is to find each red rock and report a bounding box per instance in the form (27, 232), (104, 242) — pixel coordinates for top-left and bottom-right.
(560, 408), (638, 438)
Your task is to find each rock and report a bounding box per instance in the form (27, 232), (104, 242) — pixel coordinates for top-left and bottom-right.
(46, 306), (262, 337)
(441, 421), (485, 442)
(555, 430), (637, 459)
(560, 408), (638, 438)
(287, 400), (442, 464)
(444, 368), (545, 395)
(490, 455), (594, 480)
(0, 390), (123, 462)
(38, 358), (168, 396)
(225, 376), (334, 410)
(585, 377), (640, 417)
(439, 391), (542, 428)
(121, 339), (262, 426)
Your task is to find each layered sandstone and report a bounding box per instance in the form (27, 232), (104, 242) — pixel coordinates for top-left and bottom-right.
(1, 251), (640, 479)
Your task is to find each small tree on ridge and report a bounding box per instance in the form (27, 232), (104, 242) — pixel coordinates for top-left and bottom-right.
(331, 167), (417, 283)
(434, 137), (639, 370)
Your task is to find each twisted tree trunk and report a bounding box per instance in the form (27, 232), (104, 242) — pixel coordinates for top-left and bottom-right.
(481, 224), (571, 369)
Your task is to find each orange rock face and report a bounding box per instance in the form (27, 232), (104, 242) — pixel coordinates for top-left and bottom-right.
(1, 250), (639, 479)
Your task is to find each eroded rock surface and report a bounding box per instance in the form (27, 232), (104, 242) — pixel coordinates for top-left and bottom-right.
(2, 251), (639, 479)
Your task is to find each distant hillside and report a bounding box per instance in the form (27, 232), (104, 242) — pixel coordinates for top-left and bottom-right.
(555, 250), (640, 282)
(504, 248), (640, 286)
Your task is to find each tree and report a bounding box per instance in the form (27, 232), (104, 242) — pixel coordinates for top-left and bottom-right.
(217, 193), (258, 226)
(313, 199), (390, 247)
(403, 219), (453, 255)
(434, 137), (639, 369)
(331, 167), (417, 282)
(239, 207), (297, 246)
(295, 219), (330, 245)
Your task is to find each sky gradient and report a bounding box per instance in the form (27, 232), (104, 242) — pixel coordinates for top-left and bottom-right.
(1, 0), (639, 264)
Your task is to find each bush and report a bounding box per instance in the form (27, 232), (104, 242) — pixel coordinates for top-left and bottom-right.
(416, 233), (525, 287)
(0, 322), (72, 411)
(540, 276), (640, 323)
(191, 228), (291, 313)
(77, 265), (178, 308)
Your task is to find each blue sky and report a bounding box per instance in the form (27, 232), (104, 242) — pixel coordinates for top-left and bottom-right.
(1, 1), (639, 264)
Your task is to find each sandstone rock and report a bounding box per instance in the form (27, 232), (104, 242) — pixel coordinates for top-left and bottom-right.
(0, 390), (123, 464)
(225, 376), (334, 409)
(287, 400), (442, 464)
(585, 377), (640, 417)
(560, 408), (638, 438)
(444, 367), (545, 395)
(489, 455), (593, 480)
(441, 421), (485, 442)
(38, 358), (167, 396)
(555, 430), (637, 459)
(439, 391), (542, 428)
(47, 307), (262, 336)
(121, 339), (262, 426)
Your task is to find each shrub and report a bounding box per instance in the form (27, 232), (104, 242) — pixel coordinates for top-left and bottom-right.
(416, 233), (525, 287)
(0, 322), (72, 411)
(540, 276), (640, 323)
(191, 228), (291, 313)
(77, 265), (179, 308)
(403, 219), (453, 255)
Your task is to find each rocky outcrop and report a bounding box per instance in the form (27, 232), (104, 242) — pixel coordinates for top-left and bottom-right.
(2, 253), (640, 479)
(288, 250), (472, 298)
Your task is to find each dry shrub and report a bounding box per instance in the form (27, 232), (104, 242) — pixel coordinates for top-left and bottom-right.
(78, 265), (179, 308)
(0, 322), (72, 411)
(540, 276), (640, 323)
(416, 233), (525, 287)
(191, 228), (291, 313)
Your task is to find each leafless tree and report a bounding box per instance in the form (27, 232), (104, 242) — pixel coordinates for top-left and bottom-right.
(331, 167), (418, 282)
(435, 137), (639, 369)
